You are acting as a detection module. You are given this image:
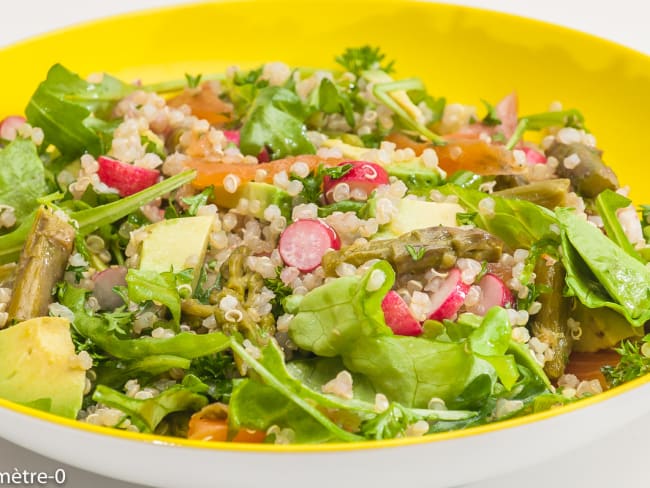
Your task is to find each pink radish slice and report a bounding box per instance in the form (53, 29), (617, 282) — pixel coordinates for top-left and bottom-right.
(279, 219), (341, 272)
(97, 156), (160, 197)
(323, 161), (389, 203)
(476, 273), (515, 315)
(223, 130), (270, 162)
(522, 146), (547, 164)
(381, 291), (423, 336)
(0, 116), (26, 141)
(428, 268), (470, 321)
(92, 266), (128, 310)
(494, 92), (518, 140)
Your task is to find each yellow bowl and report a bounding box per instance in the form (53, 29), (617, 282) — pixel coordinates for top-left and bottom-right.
(1, 2), (650, 486)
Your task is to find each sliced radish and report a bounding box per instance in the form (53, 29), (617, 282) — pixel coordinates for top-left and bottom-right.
(0, 116), (26, 141)
(381, 291), (423, 336)
(223, 130), (270, 162)
(475, 273), (515, 315)
(428, 268), (470, 321)
(522, 146), (547, 164)
(97, 156), (160, 197)
(494, 92), (518, 140)
(323, 161), (389, 203)
(92, 266), (128, 310)
(279, 219), (340, 272)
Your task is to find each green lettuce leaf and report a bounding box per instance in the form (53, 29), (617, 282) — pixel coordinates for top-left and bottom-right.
(595, 189), (644, 262)
(125, 269), (182, 327)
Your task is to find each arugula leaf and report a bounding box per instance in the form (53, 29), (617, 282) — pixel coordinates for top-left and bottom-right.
(602, 335), (650, 387)
(60, 285), (231, 360)
(335, 46), (395, 76)
(0, 139), (49, 227)
(595, 189), (644, 262)
(239, 86), (315, 159)
(25, 64), (135, 159)
(93, 375), (208, 433)
(95, 355), (191, 390)
(522, 109), (585, 131)
(481, 99), (502, 126)
(290, 163), (352, 204)
(557, 208), (650, 326)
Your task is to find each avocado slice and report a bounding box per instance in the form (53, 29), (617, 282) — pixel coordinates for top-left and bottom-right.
(212, 182), (291, 220)
(0, 317), (86, 418)
(389, 199), (465, 236)
(139, 216), (213, 284)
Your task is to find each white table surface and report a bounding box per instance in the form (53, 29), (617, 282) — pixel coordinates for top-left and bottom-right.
(1, 1), (649, 487)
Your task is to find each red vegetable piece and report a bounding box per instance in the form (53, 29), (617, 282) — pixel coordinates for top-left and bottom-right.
(0, 116), (26, 141)
(428, 268), (470, 321)
(323, 161), (389, 203)
(522, 146), (547, 164)
(381, 291), (423, 336)
(97, 156), (160, 197)
(476, 273), (515, 315)
(278, 219), (340, 272)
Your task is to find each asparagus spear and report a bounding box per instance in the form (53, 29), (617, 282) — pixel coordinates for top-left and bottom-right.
(547, 142), (618, 198)
(321, 226), (504, 275)
(494, 179), (571, 209)
(5, 207), (75, 324)
(529, 260), (572, 379)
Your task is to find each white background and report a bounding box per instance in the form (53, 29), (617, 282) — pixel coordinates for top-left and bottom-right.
(0, 1), (649, 487)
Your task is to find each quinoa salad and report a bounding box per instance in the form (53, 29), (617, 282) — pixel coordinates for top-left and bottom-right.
(0, 46), (649, 444)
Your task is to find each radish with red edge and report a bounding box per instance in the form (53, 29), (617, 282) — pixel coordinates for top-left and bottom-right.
(323, 161), (389, 203)
(522, 146), (547, 164)
(475, 273), (515, 315)
(97, 156), (160, 197)
(279, 219), (340, 272)
(0, 116), (26, 141)
(92, 266), (128, 310)
(428, 268), (469, 321)
(381, 291), (423, 336)
(222, 130), (270, 162)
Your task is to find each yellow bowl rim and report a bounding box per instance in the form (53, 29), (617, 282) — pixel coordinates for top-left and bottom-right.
(1, 0), (650, 454)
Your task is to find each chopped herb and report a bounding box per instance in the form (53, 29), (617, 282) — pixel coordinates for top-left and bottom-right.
(264, 270), (293, 316)
(335, 46), (395, 76)
(405, 244), (425, 261)
(602, 335), (650, 387)
(182, 186), (215, 216)
(481, 99), (502, 126)
(491, 132), (506, 143)
(456, 212), (478, 226)
(291, 164), (353, 204)
(184, 73), (203, 89)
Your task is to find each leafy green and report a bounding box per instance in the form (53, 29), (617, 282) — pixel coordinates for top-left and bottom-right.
(439, 184), (558, 249)
(0, 139), (49, 227)
(308, 78), (355, 127)
(317, 200), (365, 218)
(557, 208), (650, 326)
(595, 189), (644, 262)
(181, 186), (214, 217)
(335, 46), (395, 76)
(288, 262), (518, 407)
(187, 353), (235, 402)
(25, 64), (135, 159)
(60, 285), (231, 360)
(95, 355), (191, 389)
(290, 163), (352, 204)
(505, 118), (528, 150)
(184, 73), (202, 89)
(521, 109), (585, 131)
(125, 269), (183, 327)
(264, 272), (292, 317)
(480, 99), (501, 126)
(239, 86), (315, 159)
(602, 335), (650, 387)
(92, 375), (208, 433)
